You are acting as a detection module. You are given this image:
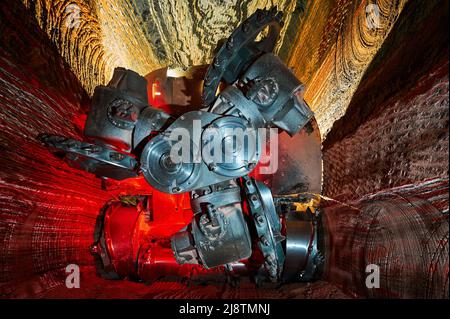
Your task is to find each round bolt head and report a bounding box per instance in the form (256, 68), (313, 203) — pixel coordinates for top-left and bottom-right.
(255, 214), (264, 225)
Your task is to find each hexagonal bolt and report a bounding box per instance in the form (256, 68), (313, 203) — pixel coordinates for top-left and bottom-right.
(89, 244), (98, 254)
(213, 57), (221, 68)
(265, 255), (274, 266)
(260, 236), (269, 246)
(110, 152), (125, 161)
(66, 141), (78, 149)
(226, 37), (234, 50)
(254, 214), (265, 226)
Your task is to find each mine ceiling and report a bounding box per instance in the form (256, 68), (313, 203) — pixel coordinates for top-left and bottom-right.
(21, 0), (407, 137)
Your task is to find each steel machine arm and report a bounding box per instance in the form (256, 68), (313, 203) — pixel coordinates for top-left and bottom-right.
(42, 7), (323, 285)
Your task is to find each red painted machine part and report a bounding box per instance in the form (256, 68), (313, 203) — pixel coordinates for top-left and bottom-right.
(101, 190), (232, 281)
(98, 68), (277, 281)
(100, 185), (270, 281)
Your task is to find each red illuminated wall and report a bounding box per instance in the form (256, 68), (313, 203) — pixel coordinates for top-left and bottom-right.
(319, 1), (449, 298)
(0, 1), (112, 297)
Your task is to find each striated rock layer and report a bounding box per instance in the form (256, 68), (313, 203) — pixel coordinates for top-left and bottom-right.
(19, 0), (303, 95)
(287, 0), (408, 137)
(322, 178), (449, 298)
(322, 0), (449, 201)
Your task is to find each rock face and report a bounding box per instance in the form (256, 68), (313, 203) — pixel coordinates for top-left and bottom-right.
(322, 0), (449, 201)
(18, 0), (426, 138)
(19, 0), (303, 94)
(287, 0), (409, 137)
(322, 178), (449, 299)
(0, 1), (110, 297)
(0, 0), (448, 298)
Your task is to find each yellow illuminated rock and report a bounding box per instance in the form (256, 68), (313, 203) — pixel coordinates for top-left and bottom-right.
(21, 0), (407, 138)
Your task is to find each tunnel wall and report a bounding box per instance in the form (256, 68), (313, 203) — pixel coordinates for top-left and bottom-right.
(319, 0), (449, 298)
(322, 178), (449, 298)
(0, 1), (113, 297)
(322, 0), (449, 201)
